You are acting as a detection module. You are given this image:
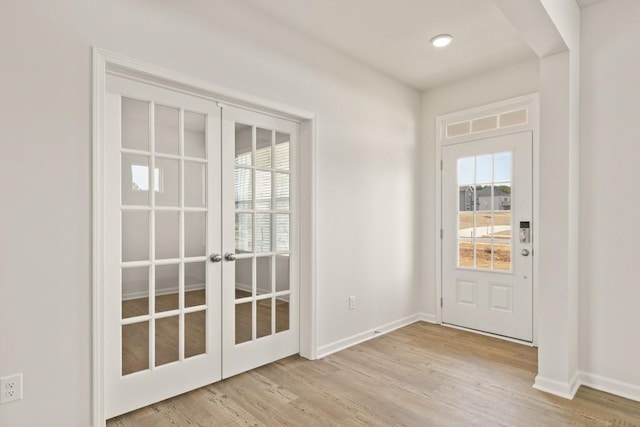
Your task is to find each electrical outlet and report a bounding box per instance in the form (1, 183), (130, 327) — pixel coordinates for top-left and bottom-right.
(0, 374), (23, 404)
(349, 295), (356, 310)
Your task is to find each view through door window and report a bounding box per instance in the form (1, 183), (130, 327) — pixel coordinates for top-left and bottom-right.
(457, 152), (512, 271)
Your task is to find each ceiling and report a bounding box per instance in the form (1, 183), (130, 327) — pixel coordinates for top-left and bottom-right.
(576, 0), (604, 7)
(239, 0), (538, 90)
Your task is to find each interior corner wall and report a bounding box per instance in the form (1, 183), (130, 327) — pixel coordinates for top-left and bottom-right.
(579, 0), (640, 392)
(0, 1), (420, 425)
(419, 58), (540, 315)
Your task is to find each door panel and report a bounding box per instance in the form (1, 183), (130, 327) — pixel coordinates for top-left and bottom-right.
(442, 131), (533, 341)
(105, 75), (221, 418)
(221, 106), (299, 378)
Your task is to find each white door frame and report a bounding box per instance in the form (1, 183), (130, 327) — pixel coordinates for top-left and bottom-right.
(435, 93), (540, 345)
(92, 48), (318, 427)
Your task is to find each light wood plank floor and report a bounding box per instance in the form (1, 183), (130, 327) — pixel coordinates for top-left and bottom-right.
(108, 322), (640, 426)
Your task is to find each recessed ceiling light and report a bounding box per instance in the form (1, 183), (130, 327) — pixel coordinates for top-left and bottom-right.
(431, 34), (453, 48)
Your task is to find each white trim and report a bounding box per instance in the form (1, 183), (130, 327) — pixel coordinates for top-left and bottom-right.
(533, 372), (581, 399)
(418, 313), (438, 324)
(92, 48), (106, 427)
(442, 323), (534, 346)
(92, 48), (319, 426)
(316, 314), (423, 359)
(578, 371), (640, 403)
(434, 93), (540, 346)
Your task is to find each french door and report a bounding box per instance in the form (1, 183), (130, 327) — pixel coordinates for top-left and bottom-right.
(221, 107), (299, 378)
(103, 76), (298, 418)
(441, 131), (533, 342)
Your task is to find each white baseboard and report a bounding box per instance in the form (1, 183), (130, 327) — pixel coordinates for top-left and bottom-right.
(533, 372), (581, 399)
(316, 313), (423, 359)
(578, 371), (640, 403)
(418, 313), (438, 324)
(534, 371), (640, 403)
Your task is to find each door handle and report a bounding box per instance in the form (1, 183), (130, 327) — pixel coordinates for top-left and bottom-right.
(521, 249), (530, 256)
(224, 252), (237, 261)
(209, 253), (222, 263)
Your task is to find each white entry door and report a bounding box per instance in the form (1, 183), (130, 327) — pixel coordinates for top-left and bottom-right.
(442, 131), (533, 342)
(221, 106), (299, 378)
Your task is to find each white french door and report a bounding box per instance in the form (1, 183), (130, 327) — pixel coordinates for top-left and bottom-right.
(221, 106), (299, 378)
(441, 131), (533, 342)
(103, 76), (300, 418)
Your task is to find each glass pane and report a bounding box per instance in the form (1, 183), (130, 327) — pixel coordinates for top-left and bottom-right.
(235, 302), (252, 344)
(122, 211), (149, 262)
(235, 168), (253, 209)
(122, 266), (149, 319)
(276, 255), (290, 292)
(155, 264), (179, 313)
(494, 184), (512, 211)
(122, 98), (149, 151)
(256, 128), (272, 168)
(185, 311), (206, 358)
(256, 214), (272, 253)
(458, 240), (474, 268)
(475, 213), (493, 239)
(122, 322), (149, 375)
(256, 256), (272, 296)
(155, 211), (179, 260)
(476, 155), (492, 184)
(154, 105), (179, 155)
(457, 157), (474, 186)
(476, 241), (492, 269)
(122, 154), (150, 206)
(255, 170), (272, 211)
(275, 132), (290, 171)
(155, 158), (180, 207)
(184, 161), (206, 208)
(493, 152), (512, 182)
(493, 243), (512, 271)
(256, 298), (272, 339)
(155, 316), (179, 367)
(275, 297), (290, 333)
(235, 123), (252, 166)
(235, 213), (253, 254)
(459, 186), (476, 212)
(458, 212), (474, 238)
(493, 212), (512, 241)
(185, 262), (206, 308)
(235, 257), (252, 299)
(276, 214), (289, 252)
(184, 111), (206, 159)
(275, 173), (290, 211)
(185, 212), (206, 257)
(475, 185), (492, 211)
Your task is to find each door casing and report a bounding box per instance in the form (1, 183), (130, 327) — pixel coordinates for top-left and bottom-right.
(435, 93), (540, 346)
(92, 48), (318, 427)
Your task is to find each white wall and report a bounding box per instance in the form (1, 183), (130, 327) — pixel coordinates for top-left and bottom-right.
(419, 59), (540, 314)
(579, 0), (640, 390)
(0, 0), (420, 425)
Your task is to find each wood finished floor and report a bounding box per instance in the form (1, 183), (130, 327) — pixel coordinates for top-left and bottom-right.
(108, 322), (640, 426)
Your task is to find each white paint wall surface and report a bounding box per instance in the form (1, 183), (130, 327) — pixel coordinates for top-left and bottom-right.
(579, 0), (640, 388)
(419, 59), (540, 314)
(0, 0), (420, 425)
